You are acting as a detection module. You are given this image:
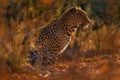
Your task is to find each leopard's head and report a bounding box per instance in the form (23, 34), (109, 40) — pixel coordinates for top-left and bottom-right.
(61, 6), (90, 28)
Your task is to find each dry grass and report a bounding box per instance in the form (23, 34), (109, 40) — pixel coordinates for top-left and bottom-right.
(0, 0), (120, 80)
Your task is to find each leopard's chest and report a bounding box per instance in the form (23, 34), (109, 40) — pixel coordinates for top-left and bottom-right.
(58, 37), (71, 54)
(52, 32), (71, 54)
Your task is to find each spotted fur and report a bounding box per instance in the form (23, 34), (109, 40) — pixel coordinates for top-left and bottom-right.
(28, 7), (90, 67)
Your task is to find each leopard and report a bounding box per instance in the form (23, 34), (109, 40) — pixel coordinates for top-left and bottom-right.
(25, 6), (90, 67)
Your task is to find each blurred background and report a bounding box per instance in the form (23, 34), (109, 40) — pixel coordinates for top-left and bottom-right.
(0, 0), (120, 80)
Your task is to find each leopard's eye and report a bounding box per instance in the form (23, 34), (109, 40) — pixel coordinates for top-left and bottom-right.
(80, 23), (85, 26)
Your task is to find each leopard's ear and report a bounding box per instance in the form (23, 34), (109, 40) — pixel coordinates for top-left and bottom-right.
(75, 6), (82, 10)
(60, 6), (82, 19)
(69, 6), (82, 13)
(69, 7), (76, 13)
